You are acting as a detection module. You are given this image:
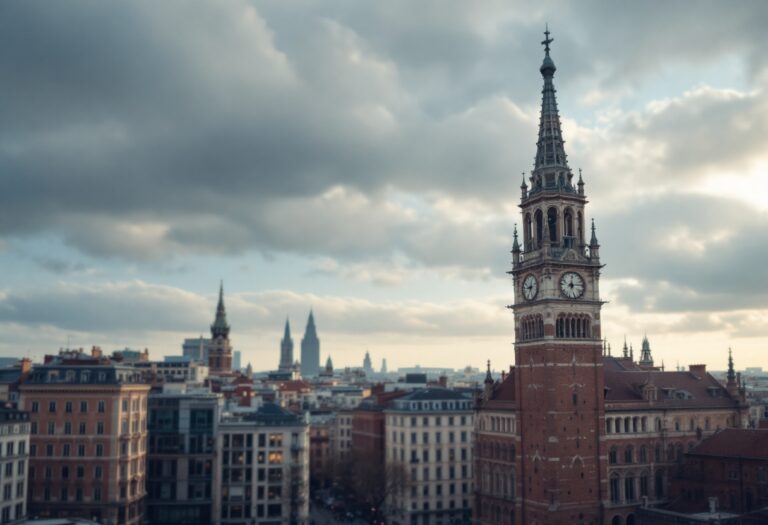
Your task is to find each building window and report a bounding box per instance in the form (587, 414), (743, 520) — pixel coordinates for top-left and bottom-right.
(31, 401), (39, 413)
(80, 401), (88, 413)
(609, 447), (617, 465)
(96, 444), (103, 457)
(48, 401), (56, 413)
(624, 446), (633, 464)
(610, 475), (620, 503)
(47, 422), (55, 435)
(65, 401), (73, 413)
(97, 401), (105, 413)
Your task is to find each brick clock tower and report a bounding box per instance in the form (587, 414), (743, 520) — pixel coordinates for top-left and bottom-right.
(510, 29), (606, 525)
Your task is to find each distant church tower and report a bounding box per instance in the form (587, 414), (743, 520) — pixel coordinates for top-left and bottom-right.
(278, 319), (294, 372)
(638, 335), (654, 368)
(208, 282), (233, 375)
(509, 28), (606, 524)
(363, 351), (373, 376)
(300, 311), (320, 377)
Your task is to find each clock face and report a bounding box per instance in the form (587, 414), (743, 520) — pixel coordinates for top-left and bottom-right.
(522, 274), (538, 301)
(560, 272), (585, 299)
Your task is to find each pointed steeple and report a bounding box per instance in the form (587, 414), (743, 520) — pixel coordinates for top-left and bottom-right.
(484, 360), (494, 385)
(512, 224), (520, 253)
(577, 168), (585, 195)
(639, 334), (654, 368)
(211, 281), (230, 338)
(727, 347), (736, 385)
(520, 172), (528, 199)
(590, 219), (599, 246)
(325, 355), (333, 373)
(279, 317), (294, 372)
(622, 336), (629, 358)
(529, 26), (574, 196)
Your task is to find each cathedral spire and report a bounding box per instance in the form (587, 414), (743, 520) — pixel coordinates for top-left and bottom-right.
(484, 360), (494, 385)
(530, 26), (574, 195)
(727, 347), (736, 385)
(639, 334), (654, 368)
(211, 281), (230, 339)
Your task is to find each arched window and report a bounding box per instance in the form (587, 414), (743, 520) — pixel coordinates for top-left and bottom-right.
(655, 470), (665, 498)
(524, 213), (533, 250)
(639, 445), (647, 463)
(606, 418), (612, 434)
(624, 446), (633, 464)
(625, 474), (636, 501)
(547, 207), (558, 243)
(577, 211), (584, 245)
(610, 474), (621, 503)
(641, 417), (647, 432)
(639, 472), (649, 497)
(564, 208), (574, 237)
(535, 210), (544, 247)
(609, 447), (618, 464)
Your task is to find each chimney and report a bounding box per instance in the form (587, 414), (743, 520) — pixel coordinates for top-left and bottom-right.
(19, 358), (32, 374)
(91, 346), (103, 359)
(438, 376), (448, 388)
(689, 364), (706, 378)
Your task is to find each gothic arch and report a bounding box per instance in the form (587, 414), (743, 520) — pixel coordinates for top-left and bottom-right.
(547, 207), (558, 243)
(535, 209), (544, 247)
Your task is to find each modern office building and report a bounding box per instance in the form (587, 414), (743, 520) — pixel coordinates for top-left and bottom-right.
(214, 404), (309, 525)
(183, 337), (211, 364)
(146, 384), (223, 525)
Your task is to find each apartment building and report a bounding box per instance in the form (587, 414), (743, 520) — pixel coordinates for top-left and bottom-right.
(19, 349), (150, 525)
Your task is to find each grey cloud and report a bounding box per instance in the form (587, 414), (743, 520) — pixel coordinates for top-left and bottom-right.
(2, 0), (767, 273)
(0, 280), (511, 339)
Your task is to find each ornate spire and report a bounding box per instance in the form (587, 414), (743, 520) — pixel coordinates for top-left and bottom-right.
(531, 26), (573, 194)
(512, 224), (520, 253)
(590, 219), (599, 246)
(484, 360), (494, 385)
(727, 347), (736, 384)
(211, 281), (230, 338)
(639, 334), (654, 367)
(623, 336), (629, 358)
(578, 168), (585, 195)
(283, 318), (291, 340)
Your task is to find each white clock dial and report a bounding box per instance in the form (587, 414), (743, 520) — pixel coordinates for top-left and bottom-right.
(559, 272), (585, 299)
(522, 274), (538, 301)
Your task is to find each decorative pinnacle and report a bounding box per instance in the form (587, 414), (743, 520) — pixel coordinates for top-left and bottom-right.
(590, 218), (599, 246)
(578, 168), (584, 184)
(521, 172), (527, 188)
(512, 224), (520, 252)
(542, 24), (553, 55)
(485, 360), (494, 384)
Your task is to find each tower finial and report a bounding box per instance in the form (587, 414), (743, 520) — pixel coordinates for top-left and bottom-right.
(484, 360), (493, 384)
(542, 24), (553, 55)
(727, 347), (736, 384)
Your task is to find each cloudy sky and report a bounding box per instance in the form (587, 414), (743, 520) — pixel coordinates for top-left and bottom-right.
(1, 1), (767, 372)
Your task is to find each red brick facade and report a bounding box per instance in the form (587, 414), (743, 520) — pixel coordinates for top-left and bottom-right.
(474, 31), (749, 525)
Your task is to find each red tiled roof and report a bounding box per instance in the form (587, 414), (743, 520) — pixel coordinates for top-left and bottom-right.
(690, 428), (768, 460)
(603, 356), (740, 409)
(278, 380), (311, 392)
(484, 371), (516, 408)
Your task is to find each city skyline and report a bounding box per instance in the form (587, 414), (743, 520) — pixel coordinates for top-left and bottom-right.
(1, 1), (768, 371)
